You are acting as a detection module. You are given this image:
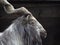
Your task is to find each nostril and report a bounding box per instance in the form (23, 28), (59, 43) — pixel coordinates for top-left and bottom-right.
(44, 30), (47, 38)
(40, 30), (47, 38)
(44, 32), (47, 38)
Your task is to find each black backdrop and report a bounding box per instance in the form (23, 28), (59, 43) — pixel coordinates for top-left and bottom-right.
(0, 1), (60, 45)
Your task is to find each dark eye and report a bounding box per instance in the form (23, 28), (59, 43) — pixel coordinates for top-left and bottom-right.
(24, 14), (28, 17)
(24, 14), (30, 17)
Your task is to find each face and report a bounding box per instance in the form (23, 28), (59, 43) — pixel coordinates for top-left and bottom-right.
(23, 15), (47, 38)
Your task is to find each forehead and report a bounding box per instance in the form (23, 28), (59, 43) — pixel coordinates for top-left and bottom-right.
(14, 15), (42, 28)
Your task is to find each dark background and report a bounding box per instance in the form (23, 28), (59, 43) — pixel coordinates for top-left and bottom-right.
(0, 0), (60, 45)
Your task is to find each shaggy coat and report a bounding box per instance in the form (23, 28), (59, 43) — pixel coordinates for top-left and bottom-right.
(0, 15), (47, 45)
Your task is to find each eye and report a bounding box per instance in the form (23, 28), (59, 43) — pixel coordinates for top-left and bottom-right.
(24, 14), (28, 17)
